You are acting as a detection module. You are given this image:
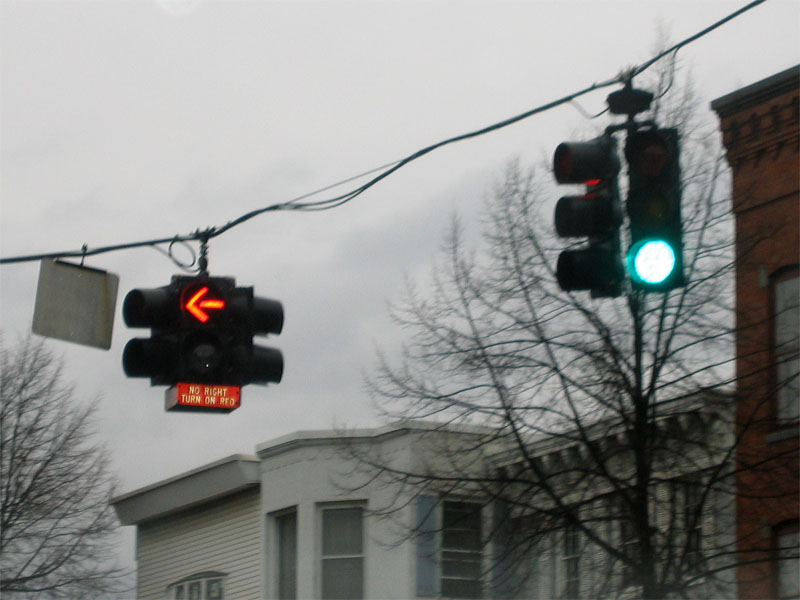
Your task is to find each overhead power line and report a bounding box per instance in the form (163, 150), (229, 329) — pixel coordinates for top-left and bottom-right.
(0, 0), (767, 267)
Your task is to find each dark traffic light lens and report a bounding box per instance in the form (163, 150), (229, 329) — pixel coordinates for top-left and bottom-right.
(184, 333), (224, 377)
(191, 343), (218, 370)
(626, 130), (671, 177)
(638, 143), (669, 177)
(628, 191), (672, 226)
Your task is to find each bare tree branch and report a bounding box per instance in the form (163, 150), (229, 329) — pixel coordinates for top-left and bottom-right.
(1, 336), (130, 598)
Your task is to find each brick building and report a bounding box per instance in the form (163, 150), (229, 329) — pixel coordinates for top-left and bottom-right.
(712, 65), (800, 599)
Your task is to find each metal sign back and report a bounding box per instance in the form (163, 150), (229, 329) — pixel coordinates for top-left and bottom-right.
(32, 259), (119, 350)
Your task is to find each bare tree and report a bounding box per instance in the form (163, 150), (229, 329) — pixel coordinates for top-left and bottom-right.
(1, 336), (128, 598)
(357, 58), (798, 599)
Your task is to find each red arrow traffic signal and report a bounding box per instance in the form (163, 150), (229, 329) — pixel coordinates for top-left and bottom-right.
(184, 286), (225, 323)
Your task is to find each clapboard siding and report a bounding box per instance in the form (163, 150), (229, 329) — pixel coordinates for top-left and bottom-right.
(136, 487), (261, 599)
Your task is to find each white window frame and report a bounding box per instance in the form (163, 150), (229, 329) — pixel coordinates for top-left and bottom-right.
(272, 507), (298, 600)
(563, 524), (581, 599)
(167, 571), (226, 600)
(440, 500), (484, 599)
(318, 502), (365, 600)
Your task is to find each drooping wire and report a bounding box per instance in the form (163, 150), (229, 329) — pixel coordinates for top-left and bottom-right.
(569, 100), (610, 120)
(0, 233), (197, 265)
(208, 158), (404, 236)
(0, 0), (769, 266)
(0, 162), (402, 266)
(630, 0), (767, 79)
(210, 73), (622, 239)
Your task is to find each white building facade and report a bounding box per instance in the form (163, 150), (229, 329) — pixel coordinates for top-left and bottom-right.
(113, 423), (495, 600)
(112, 397), (736, 599)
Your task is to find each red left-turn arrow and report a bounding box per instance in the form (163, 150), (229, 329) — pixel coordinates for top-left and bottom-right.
(185, 286), (225, 323)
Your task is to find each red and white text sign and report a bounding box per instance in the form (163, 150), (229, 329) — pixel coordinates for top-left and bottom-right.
(166, 383), (241, 412)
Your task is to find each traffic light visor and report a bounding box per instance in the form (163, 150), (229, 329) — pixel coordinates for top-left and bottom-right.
(251, 345), (284, 384)
(553, 144), (575, 183)
(252, 297), (284, 335)
(555, 192), (619, 238)
(553, 140), (619, 184)
(557, 246), (623, 292)
(122, 337), (175, 379)
(123, 287), (175, 328)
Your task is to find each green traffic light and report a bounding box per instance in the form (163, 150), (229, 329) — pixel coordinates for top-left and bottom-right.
(628, 239), (676, 286)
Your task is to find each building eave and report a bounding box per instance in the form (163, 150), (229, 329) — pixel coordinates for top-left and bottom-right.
(711, 64), (799, 117)
(254, 419), (494, 459)
(111, 454), (260, 525)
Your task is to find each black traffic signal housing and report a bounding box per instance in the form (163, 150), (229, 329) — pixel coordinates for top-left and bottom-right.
(122, 276), (284, 388)
(122, 283), (180, 385)
(553, 136), (624, 297)
(227, 286), (284, 386)
(624, 127), (684, 291)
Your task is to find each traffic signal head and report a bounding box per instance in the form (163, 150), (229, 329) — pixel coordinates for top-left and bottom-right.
(553, 136), (623, 297)
(122, 276), (284, 389)
(625, 128), (683, 291)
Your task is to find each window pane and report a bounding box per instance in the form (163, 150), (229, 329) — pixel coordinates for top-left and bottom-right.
(174, 584), (185, 600)
(207, 578), (223, 600)
(443, 528), (481, 551)
(322, 557), (363, 599)
(188, 581), (202, 600)
(441, 577), (482, 599)
(564, 526), (580, 599)
(442, 501), (482, 599)
(442, 550), (482, 577)
(775, 274), (800, 421)
(778, 529), (800, 599)
(442, 502), (481, 547)
(564, 525), (579, 556)
(322, 507), (363, 556)
(443, 502), (481, 530)
(278, 511), (298, 600)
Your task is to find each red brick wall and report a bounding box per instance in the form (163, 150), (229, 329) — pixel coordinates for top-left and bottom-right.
(714, 68), (800, 599)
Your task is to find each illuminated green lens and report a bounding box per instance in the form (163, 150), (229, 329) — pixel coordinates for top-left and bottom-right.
(629, 240), (676, 285)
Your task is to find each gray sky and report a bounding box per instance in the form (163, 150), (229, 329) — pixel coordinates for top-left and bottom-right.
(1, 0), (798, 569)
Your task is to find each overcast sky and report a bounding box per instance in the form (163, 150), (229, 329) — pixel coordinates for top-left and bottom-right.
(1, 0), (798, 570)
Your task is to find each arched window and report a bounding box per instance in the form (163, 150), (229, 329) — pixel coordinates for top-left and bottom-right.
(167, 571), (227, 600)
